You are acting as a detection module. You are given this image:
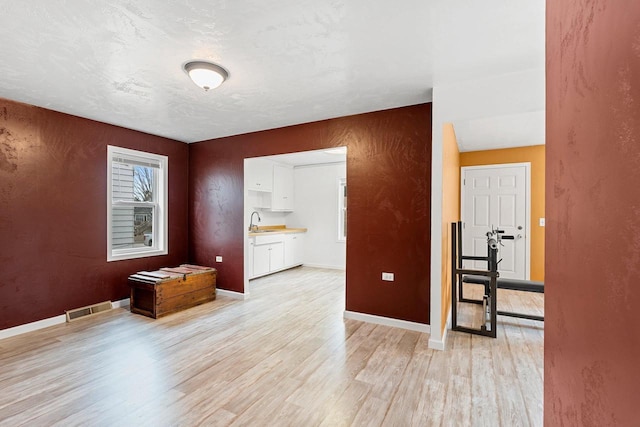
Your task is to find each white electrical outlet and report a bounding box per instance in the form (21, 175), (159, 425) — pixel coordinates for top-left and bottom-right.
(539, 218), (545, 227)
(215, 256), (223, 262)
(382, 272), (394, 281)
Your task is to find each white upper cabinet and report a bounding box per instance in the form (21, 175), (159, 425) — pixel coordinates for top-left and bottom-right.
(271, 164), (294, 211)
(246, 158), (273, 192)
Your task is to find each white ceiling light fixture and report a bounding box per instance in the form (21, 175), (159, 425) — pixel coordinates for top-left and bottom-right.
(183, 61), (229, 91)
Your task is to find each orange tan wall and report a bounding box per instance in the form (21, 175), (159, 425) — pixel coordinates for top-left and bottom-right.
(441, 123), (460, 335)
(460, 145), (545, 281)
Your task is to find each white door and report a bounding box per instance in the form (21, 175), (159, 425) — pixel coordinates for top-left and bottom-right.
(461, 164), (529, 280)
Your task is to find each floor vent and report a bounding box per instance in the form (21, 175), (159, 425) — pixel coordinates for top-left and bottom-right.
(65, 301), (113, 322)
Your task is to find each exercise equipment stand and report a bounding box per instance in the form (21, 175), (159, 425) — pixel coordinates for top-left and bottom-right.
(450, 221), (499, 338)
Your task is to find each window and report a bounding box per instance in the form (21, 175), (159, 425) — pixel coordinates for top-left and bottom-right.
(338, 178), (347, 241)
(107, 146), (168, 261)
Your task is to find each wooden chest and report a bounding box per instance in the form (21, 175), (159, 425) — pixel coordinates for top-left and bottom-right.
(128, 264), (217, 318)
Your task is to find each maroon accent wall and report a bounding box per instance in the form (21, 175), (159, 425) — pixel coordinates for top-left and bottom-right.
(546, 2), (640, 425)
(189, 104), (432, 324)
(0, 99), (189, 330)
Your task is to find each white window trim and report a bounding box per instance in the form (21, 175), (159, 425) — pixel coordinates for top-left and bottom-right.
(338, 178), (346, 242)
(107, 145), (168, 262)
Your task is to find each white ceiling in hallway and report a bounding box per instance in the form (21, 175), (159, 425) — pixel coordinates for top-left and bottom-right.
(0, 1), (544, 148)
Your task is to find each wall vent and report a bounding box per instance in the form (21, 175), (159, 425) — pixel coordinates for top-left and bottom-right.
(65, 301), (113, 322)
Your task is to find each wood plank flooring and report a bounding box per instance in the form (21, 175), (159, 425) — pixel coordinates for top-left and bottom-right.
(0, 267), (543, 426)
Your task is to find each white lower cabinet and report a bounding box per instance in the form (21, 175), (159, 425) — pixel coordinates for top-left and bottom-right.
(248, 238), (255, 277)
(252, 243), (271, 277)
(251, 234), (285, 279)
(249, 232), (305, 279)
(269, 242), (284, 271)
(284, 233), (305, 267)
(253, 241), (284, 277)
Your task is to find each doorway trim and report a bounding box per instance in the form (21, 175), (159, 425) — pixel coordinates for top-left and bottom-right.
(460, 162), (532, 280)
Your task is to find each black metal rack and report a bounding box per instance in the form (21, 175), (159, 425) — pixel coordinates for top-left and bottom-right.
(451, 221), (544, 338)
(450, 221), (499, 338)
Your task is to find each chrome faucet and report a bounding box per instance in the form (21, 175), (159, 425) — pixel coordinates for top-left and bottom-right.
(249, 211), (261, 232)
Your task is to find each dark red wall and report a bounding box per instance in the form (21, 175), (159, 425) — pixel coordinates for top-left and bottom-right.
(546, 2), (640, 425)
(0, 99), (189, 330)
(189, 104), (432, 324)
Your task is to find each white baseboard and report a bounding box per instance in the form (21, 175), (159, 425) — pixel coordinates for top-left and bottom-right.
(428, 336), (446, 351)
(303, 263), (346, 271)
(0, 314), (67, 341)
(428, 309), (452, 351)
(344, 310), (430, 333)
(0, 297), (131, 341)
(112, 298), (130, 308)
(216, 289), (249, 300)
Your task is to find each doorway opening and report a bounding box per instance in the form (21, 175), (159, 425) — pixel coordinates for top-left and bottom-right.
(243, 148), (347, 297)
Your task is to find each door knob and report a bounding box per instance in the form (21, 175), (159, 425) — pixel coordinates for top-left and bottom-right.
(517, 234), (523, 239)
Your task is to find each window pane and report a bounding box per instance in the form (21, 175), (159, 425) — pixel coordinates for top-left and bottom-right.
(111, 163), (155, 202)
(133, 165), (154, 202)
(343, 207), (347, 238)
(338, 180), (347, 241)
(343, 183), (347, 238)
(112, 206), (154, 250)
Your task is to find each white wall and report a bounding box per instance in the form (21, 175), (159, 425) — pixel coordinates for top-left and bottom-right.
(429, 88), (445, 350)
(246, 191), (290, 226)
(288, 163), (346, 270)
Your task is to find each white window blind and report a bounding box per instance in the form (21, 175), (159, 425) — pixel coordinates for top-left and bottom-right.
(112, 153), (161, 169)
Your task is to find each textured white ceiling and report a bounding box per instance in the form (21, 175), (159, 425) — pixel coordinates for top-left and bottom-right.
(0, 1), (544, 147)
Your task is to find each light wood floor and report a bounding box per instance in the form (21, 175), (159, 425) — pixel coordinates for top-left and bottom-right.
(0, 267), (543, 426)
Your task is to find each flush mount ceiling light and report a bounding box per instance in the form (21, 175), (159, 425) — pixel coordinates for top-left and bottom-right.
(183, 61), (229, 91)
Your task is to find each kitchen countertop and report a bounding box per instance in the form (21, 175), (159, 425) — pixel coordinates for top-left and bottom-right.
(248, 225), (307, 236)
